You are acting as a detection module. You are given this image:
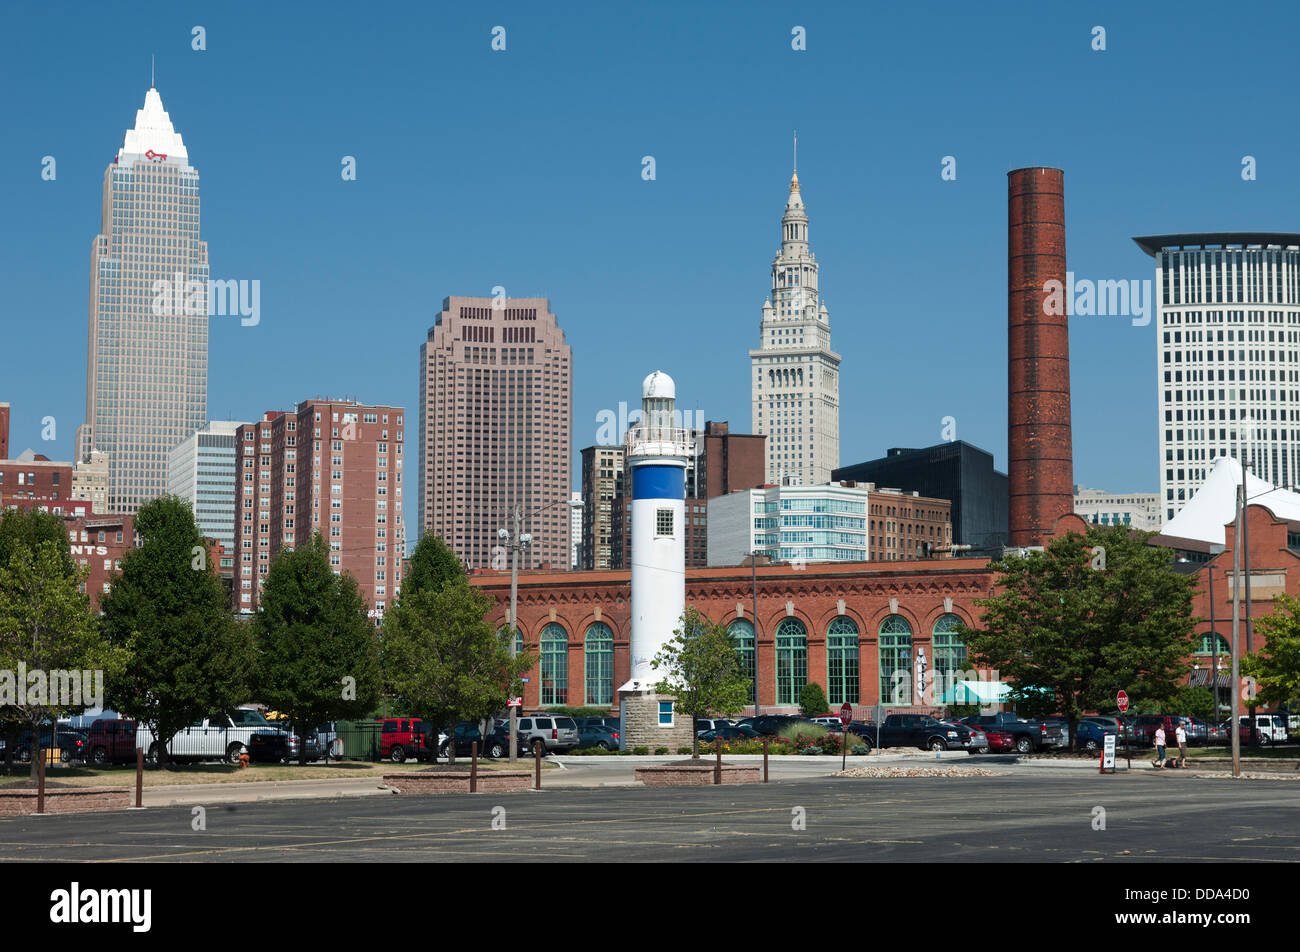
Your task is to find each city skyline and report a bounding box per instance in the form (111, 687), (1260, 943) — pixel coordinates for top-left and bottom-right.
(6, 3), (1300, 504)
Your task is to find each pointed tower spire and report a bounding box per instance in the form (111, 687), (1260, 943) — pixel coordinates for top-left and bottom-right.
(791, 130), (799, 192)
(151, 54), (155, 88)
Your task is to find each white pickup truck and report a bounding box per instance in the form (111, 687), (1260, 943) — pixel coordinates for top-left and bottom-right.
(139, 709), (289, 764)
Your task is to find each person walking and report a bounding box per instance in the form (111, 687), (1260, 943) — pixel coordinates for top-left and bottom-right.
(1153, 725), (1166, 767)
(1175, 721), (1188, 767)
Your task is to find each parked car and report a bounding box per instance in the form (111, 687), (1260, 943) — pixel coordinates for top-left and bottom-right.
(86, 718), (144, 765)
(698, 724), (761, 743)
(377, 717), (434, 763)
(1226, 714), (1289, 745)
(13, 727), (89, 764)
(1073, 720), (1118, 752)
(576, 716), (621, 732)
(439, 722), (529, 759)
(576, 724), (621, 750)
(733, 715), (809, 737)
(865, 714), (986, 752)
(515, 714), (580, 754)
(1126, 715), (1181, 748)
(972, 725), (1016, 754)
(810, 716), (843, 728)
(959, 713), (1066, 753)
(694, 718), (733, 735)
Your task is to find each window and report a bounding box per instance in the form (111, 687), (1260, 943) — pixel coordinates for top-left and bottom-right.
(658, 701), (674, 726)
(584, 623), (614, 705)
(656, 508), (674, 536)
(826, 616), (859, 706)
(879, 615), (913, 704)
(1195, 632), (1230, 655)
(729, 619), (756, 703)
(931, 614), (967, 702)
(540, 623), (568, 705)
(775, 618), (807, 705)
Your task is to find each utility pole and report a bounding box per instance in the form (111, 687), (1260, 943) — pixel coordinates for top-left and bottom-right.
(1231, 481), (1242, 779)
(750, 551), (761, 717)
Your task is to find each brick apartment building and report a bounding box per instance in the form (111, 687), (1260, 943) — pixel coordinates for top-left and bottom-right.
(234, 399), (406, 618)
(0, 451), (74, 512)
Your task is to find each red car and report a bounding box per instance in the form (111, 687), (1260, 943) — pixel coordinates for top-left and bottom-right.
(974, 726), (1015, 753)
(376, 717), (433, 763)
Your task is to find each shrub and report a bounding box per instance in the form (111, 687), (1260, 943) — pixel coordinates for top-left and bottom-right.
(654, 746), (669, 755)
(799, 746), (824, 755)
(632, 746), (650, 755)
(776, 721), (827, 743)
(850, 745), (871, 756)
(677, 746), (692, 755)
(617, 750), (631, 756)
(798, 683), (830, 718)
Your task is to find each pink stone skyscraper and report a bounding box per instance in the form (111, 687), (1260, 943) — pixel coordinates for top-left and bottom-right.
(418, 296), (572, 570)
(77, 87), (208, 513)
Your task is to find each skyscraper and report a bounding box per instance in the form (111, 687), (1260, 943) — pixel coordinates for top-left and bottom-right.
(418, 296), (572, 570)
(78, 87), (208, 514)
(750, 158), (841, 485)
(1134, 233), (1300, 522)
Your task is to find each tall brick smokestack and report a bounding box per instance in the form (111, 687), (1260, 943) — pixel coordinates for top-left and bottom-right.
(1007, 168), (1074, 547)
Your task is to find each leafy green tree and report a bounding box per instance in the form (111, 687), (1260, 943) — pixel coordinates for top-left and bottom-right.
(651, 607), (750, 758)
(382, 578), (533, 763)
(798, 681), (830, 719)
(0, 508), (79, 776)
(255, 533), (381, 764)
(400, 533), (465, 599)
(960, 524), (1197, 750)
(1244, 593), (1300, 712)
(0, 539), (126, 778)
(100, 496), (255, 767)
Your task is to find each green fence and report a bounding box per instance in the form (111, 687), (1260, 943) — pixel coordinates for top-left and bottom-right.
(333, 721), (384, 762)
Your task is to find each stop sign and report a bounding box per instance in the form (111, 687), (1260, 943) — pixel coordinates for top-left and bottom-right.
(839, 702), (853, 726)
(1117, 690), (1129, 713)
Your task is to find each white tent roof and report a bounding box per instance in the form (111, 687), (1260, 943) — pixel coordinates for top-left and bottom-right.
(1161, 455), (1300, 545)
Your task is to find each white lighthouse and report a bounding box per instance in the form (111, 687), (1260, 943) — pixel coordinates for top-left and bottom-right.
(617, 371), (695, 750)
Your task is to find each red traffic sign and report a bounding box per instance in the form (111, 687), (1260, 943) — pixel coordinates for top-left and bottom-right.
(506, 697), (523, 708)
(1116, 690), (1129, 713)
(839, 702), (853, 726)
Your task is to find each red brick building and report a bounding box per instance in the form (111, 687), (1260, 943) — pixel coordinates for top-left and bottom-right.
(235, 399), (406, 617)
(471, 558), (995, 714)
(0, 452), (74, 512)
(67, 512), (135, 610)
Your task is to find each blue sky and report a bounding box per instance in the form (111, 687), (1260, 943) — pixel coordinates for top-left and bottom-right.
(3, 0), (1298, 497)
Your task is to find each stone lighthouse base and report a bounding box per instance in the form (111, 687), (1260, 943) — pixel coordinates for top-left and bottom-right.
(618, 687), (694, 753)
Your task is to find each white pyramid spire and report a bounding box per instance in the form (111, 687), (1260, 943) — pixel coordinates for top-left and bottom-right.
(1161, 455), (1300, 545)
(118, 87), (188, 162)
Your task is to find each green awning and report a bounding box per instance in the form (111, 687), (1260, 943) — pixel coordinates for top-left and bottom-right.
(940, 680), (1012, 704)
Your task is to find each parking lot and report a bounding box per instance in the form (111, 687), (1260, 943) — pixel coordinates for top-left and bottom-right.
(2, 769), (1298, 863)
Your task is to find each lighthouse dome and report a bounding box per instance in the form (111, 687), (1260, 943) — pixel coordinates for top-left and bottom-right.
(641, 370), (676, 400)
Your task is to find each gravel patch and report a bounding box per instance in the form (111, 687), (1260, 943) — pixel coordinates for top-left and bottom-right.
(834, 765), (1007, 779)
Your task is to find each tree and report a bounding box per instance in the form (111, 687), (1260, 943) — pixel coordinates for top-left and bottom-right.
(0, 507), (80, 776)
(1243, 593), (1300, 712)
(400, 533), (465, 599)
(100, 496), (255, 767)
(651, 607), (750, 759)
(0, 539), (125, 778)
(960, 524), (1197, 751)
(255, 534), (381, 764)
(381, 578), (533, 764)
(799, 681), (830, 719)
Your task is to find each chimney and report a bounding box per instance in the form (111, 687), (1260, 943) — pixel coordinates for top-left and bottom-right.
(0, 402), (9, 460)
(1007, 168), (1074, 546)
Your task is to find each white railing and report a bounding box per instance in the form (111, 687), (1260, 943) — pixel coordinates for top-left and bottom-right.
(626, 426), (693, 452)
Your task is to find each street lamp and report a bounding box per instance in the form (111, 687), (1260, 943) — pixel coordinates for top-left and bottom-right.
(499, 497), (582, 763)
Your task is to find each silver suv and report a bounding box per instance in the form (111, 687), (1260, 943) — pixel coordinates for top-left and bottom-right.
(516, 715), (579, 754)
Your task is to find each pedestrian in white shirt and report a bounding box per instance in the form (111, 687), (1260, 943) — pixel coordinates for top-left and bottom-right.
(1175, 722), (1188, 767)
(1153, 725), (1166, 766)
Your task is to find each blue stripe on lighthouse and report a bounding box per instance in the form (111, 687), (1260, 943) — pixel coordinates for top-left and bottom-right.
(631, 465), (684, 501)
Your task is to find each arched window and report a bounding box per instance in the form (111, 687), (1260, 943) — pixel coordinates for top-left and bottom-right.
(775, 618), (807, 706)
(932, 614), (966, 702)
(584, 622), (614, 706)
(878, 615), (913, 705)
(728, 619), (756, 704)
(826, 616), (859, 706)
(540, 623), (567, 706)
(1195, 632), (1230, 655)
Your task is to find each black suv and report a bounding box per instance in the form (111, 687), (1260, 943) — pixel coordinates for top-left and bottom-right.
(439, 722), (529, 759)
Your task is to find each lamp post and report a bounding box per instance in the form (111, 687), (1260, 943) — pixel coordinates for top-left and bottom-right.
(1231, 479), (1243, 778)
(749, 550), (761, 717)
(499, 496), (583, 763)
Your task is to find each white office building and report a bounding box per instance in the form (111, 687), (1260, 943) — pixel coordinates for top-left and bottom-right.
(167, 421), (242, 555)
(1135, 233), (1300, 523)
(570, 490), (582, 568)
(707, 483), (868, 567)
(1073, 486), (1162, 531)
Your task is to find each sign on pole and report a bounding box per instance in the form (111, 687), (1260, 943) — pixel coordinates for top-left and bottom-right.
(1116, 690), (1129, 713)
(839, 702), (853, 726)
(506, 697), (523, 708)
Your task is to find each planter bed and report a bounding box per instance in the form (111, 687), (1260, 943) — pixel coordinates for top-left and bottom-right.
(634, 760), (761, 786)
(0, 785), (131, 816)
(382, 767), (533, 794)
